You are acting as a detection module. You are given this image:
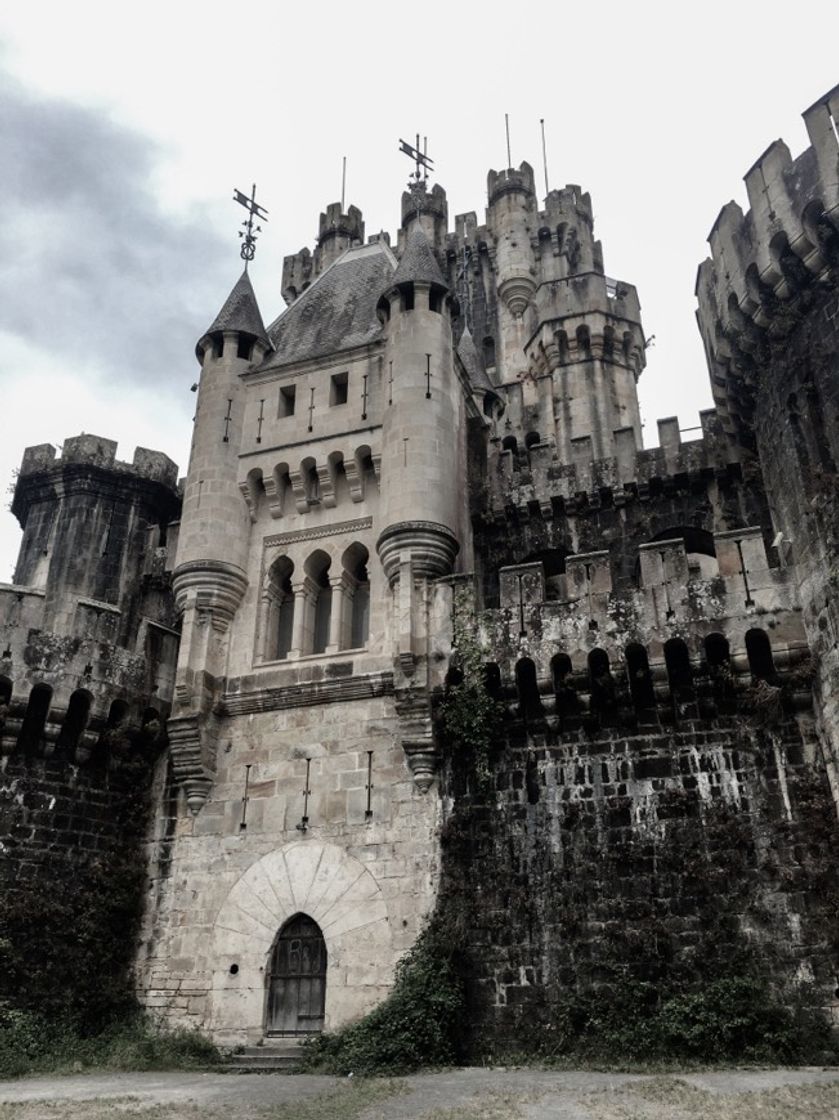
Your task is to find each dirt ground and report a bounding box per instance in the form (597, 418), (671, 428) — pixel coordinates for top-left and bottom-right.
(2, 1067), (839, 1119)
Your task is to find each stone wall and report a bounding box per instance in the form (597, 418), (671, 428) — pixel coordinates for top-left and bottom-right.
(440, 699), (839, 1054)
(137, 689), (440, 1044)
(0, 742), (159, 1023)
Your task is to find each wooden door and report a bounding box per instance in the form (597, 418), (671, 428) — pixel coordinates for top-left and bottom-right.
(266, 914), (327, 1035)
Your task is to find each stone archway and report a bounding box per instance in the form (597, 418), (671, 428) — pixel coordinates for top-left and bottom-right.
(206, 841), (392, 1043)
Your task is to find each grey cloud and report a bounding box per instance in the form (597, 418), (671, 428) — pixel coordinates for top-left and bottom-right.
(0, 68), (232, 387)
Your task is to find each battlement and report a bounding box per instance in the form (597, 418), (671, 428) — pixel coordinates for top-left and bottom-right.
(487, 407), (731, 517)
(19, 434), (179, 488)
(487, 162), (536, 205)
(696, 83), (839, 397)
(539, 184), (594, 227)
(318, 202), (364, 245)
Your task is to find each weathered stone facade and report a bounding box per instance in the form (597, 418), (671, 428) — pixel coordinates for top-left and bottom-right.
(2, 84), (839, 1047)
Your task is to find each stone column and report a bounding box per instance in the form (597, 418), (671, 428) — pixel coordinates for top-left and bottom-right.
(289, 578), (315, 658)
(326, 574), (349, 654)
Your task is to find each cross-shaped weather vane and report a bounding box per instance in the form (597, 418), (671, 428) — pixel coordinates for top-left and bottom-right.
(399, 135), (433, 187)
(233, 184), (269, 264)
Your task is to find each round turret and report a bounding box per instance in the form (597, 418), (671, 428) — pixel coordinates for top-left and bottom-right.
(375, 228), (461, 585)
(176, 271), (271, 623)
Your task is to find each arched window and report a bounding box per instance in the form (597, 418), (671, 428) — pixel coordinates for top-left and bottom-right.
(551, 653), (575, 725)
(515, 658), (542, 721)
(57, 689), (92, 753)
(18, 684), (52, 753)
(576, 324), (591, 357)
(483, 663), (503, 700)
(524, 431), (541, 450)
(354, 445), (377, 498)
(265, 556), (295, 661)
(664, 638), (693, 701)
(482, 336), (496, 369)
(501, 435), (518, 455)
(704, 632), (730, 670)
(342, 543), (370, 649)
(301, 457), (319, 504)
(625, 644), (655, 709)
(266, 913), (327, 1035)
(588, 648), (613, 713)
(305, 551), (332, 655)
(745, 628), (776, 682)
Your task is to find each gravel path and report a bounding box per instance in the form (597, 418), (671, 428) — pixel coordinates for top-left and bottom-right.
(1, 1066), (839, 1118)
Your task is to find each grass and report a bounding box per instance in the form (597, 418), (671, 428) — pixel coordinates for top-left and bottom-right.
(419, 1091), (528, 1119)
(580, 1076), (839, 1120)
(0, 1079), (406, 1120)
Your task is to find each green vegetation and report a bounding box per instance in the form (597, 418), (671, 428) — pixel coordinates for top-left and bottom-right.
(437, 590), (503, 789)
(525, 976), (829, 1064)
(302, 922), (466, 1075)
(0, 1011), (218, 1079)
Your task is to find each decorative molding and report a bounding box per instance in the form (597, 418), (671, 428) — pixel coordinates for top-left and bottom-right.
(264, 516), (372, 549)
(376, 520), (459, 584)
(222, 670), (393, 715)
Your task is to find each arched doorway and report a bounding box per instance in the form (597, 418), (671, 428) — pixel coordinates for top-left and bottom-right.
(266, 913), (327, 1036)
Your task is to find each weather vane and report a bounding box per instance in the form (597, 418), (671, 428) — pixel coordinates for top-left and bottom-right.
(399, 135), (434, 220)
(233, 184), (269, 265)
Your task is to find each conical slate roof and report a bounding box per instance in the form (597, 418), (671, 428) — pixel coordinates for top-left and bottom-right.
(392, 227), (448, 290)
(203, 270), (268, 344)
(458, 325), (497, 396)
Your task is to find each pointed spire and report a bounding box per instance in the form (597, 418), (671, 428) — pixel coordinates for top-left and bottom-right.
(392, 226), (448, 290)
(199, 270), (269, 356)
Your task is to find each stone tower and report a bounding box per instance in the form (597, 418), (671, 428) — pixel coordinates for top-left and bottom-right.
(696, 81), (839, 801)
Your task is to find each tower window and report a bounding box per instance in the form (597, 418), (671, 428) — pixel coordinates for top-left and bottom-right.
(279, 384), (296, 417)
(330, 372), (349, 406)
(237, 335), (254, 360)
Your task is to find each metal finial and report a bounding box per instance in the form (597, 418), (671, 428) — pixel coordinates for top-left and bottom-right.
(399, 134), (434, 221)
(540, 118), (549, 196)
(233, 183), (269, 265)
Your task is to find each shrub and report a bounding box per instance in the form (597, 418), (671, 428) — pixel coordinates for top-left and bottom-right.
(302, 922), (466, 1075)
(0, 1009), (219, 1079)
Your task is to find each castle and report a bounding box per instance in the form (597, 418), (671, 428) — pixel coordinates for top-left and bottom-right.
(2, 84), (839, 1049)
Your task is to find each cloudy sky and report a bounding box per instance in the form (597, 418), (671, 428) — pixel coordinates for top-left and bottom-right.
(1, 1), (837, 578)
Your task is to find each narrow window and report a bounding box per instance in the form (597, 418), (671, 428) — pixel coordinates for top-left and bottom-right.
(18, 684), (52, 753)
(515, 658), (542, 721)
(305, 551), (332, 655)
(343, 543), (370, 649)
(664, 638), (694, 700)
(745, 629), (776, 682)
(625, 644), (655, 709)
(237, 335), (254, 360)
(704, 633), (730, 670)
(57, 690), (92, 753)
(483, 336), (496, 368)
(279, 384), (297, 417)
(330, 372), (349, 406)
(429, 288), (444, 313)
(588, 648), (613, 714)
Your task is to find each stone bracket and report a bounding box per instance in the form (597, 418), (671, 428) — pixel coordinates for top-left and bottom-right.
(394, 687), (439, 792)
(167, 712), (218, 815)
